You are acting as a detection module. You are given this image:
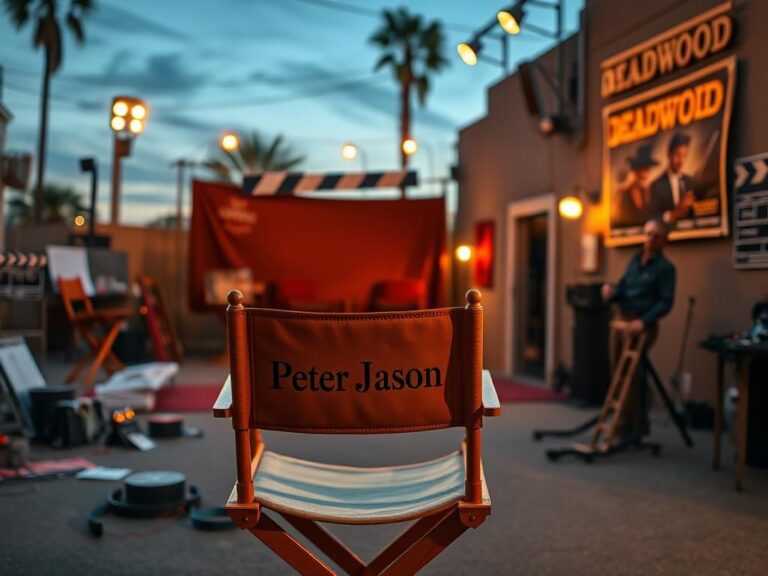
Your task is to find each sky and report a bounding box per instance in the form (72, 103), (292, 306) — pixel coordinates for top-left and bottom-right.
(0, 0), (583, 224)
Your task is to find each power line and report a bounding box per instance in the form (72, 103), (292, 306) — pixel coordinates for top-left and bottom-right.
(282, 0), (474, 33)
(281, 0), (548, 41)
(3, 73), (390, 111)
(156, 74), (389, 111)
(1, 65), (376, 89)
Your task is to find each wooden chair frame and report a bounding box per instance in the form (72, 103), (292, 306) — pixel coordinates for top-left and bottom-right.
(137, 275), (183, 363)
(213, 289), (500, 575)
(57, 277), (132, 393)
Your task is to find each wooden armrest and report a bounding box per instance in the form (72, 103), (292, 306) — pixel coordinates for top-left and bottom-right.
(482, 370), (501, 417)
(213, 375), (233, 418)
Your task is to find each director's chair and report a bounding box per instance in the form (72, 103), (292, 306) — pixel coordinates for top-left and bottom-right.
(57, 277), (132, 393)
(213, 289), (500, 575)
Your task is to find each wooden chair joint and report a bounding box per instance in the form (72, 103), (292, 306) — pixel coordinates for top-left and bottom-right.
(226, 502), (261, 530)
(458, 501), (491, 528)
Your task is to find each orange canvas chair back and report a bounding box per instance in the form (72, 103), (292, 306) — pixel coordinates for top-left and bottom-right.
(57, 277), (94, 319)
(217, 289), (499, 575)
(234, 298), (477, 434)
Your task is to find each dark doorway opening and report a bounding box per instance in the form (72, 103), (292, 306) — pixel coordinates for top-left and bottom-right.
(515, 213), (548, 379)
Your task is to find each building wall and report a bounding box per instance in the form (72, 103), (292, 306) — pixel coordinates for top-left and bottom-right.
(457, 0), (768, 403)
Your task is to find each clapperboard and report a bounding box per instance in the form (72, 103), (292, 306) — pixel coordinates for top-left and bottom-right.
(733, 154), (768, 269)
(0, 252), (47, 299)
(242, 170), (417, 196)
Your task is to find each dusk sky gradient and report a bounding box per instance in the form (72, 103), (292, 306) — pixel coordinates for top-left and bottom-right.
(0, 0), (583, 224)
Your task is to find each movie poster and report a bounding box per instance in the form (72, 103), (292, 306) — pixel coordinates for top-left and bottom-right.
(603, 57), (735, 245)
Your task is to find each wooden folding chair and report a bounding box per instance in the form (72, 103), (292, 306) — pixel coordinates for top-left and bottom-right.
(137, 275), (183, 363)
(57, 277), (132, 393)
(213, 289), (500, 575)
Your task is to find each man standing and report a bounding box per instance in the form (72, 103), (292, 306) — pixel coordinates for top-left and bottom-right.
(650, 133), (696, 223)
(601, 218), (676, 437)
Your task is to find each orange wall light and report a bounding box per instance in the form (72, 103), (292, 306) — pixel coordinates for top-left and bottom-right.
(473, 220), (494, 288)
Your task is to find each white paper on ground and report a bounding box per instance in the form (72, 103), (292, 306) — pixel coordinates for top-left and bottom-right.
(100, 362), (179, 392)
(76, 466), (133, 481)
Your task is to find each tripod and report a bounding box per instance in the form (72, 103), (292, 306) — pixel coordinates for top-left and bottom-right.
(533, 322), (693, 462)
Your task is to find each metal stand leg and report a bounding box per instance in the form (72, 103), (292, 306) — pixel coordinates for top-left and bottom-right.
(533, 415), (599, 441)
(644, 357), (694, 447)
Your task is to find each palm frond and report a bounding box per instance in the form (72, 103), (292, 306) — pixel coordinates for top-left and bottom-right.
(3, 0), (33, 28)
(65, 10), (84, 43)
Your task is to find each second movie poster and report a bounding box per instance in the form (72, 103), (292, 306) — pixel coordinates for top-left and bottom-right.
(603, 57), (735, 245)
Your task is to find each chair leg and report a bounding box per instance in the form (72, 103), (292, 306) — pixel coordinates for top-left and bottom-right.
(249, 512), (336, 576)
(363, 510), (453, 575)
(64, 348), (96, 384)
(378, 510), (468, 576)
(282, 514), (366, 576)
(82, 322), (123, 393)
(103, 351), (125, 375)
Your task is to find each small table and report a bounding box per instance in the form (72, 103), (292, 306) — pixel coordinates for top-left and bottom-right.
(700, 336), (768, 491)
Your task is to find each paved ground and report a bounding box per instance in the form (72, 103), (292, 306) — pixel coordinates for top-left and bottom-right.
(2, 359), (767, 575)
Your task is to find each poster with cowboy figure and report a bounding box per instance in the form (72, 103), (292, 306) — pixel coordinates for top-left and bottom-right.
(603, 57), (735, 245)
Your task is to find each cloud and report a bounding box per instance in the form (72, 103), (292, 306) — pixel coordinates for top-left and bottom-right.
(89, 4), (190, 41)
(68, 51), (206, 96)
(267, 61), (458, 131)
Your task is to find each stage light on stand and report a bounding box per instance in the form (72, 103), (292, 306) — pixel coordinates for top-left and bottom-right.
(110, 95), (148, 225)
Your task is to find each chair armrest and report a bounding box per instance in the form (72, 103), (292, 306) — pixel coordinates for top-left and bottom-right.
(213, 375), (233, 418)
(482, 370), (501, 417)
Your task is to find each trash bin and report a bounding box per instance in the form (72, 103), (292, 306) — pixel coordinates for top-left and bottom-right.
(566, 283), (611, 406)
(747, 356), (768, 468)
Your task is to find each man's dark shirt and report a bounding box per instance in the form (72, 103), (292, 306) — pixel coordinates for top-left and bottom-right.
(613, 251), (676, 326)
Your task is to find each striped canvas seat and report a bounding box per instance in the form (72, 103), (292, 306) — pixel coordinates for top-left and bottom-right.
(251, 451), (466, 524)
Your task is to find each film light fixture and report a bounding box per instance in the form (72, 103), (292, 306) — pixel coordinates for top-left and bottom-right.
(109, 96), (148, 225)
(458, 1), (575, 138)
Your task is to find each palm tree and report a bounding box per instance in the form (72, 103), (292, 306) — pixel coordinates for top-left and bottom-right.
(370, 7), (448, 168)
(205, 131), (305, 181)
(3, 0), (95, 224)
(6, 183), (86, 225)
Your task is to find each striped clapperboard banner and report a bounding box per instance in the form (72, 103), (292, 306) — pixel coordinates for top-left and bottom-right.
(733, 153), (768, 269)
(242, 170), (418, 196)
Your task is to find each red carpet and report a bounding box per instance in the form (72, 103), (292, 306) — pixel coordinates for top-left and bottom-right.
(492, 376), (564, 403)
(154, 384), (221, 413)
(152, 378), (563, 412)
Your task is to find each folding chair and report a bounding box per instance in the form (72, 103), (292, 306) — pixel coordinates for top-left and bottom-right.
(57, 277), (132, 393)
(213, 289), (500, 575)
(137, 275), (183, 363)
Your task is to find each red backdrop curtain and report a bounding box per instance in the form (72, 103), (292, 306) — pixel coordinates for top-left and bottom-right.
(188, 180), (446, 311)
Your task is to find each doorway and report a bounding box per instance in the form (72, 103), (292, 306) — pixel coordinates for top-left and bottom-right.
(505, 196), (556, 384)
